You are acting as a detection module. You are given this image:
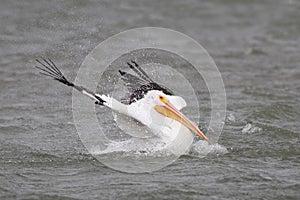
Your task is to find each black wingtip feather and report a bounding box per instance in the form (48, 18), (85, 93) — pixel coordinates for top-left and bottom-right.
(35, 58), (73, 87)
(119, 70), (126, 76)
(127, 62), (134, 69)
(131, 60), (138, 66)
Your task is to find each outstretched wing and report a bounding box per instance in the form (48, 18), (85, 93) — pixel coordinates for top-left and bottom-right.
(119, 61), (174, 104)
(35, 58), (105, 105)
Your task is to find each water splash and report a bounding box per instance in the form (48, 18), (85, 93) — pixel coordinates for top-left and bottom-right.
(242, 123), (262, 134)
(90, 136), (228, 160)
(226, 112), (236, 122)
(189, 140), (228, 158)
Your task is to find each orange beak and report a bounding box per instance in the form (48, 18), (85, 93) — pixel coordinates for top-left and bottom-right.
(154, 102), (208, 142)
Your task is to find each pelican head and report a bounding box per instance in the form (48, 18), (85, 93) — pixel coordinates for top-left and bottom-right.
(145, 90), (209, 142)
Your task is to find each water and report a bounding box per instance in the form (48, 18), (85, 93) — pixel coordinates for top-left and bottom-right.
(1, 0), (299, 199)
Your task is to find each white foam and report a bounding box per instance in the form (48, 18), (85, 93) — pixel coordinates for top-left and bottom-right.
(242, 123), (262, 134)
(90, 137), (171, 157)
(189, 140), (228, 158)
(226, 112), (236, 122)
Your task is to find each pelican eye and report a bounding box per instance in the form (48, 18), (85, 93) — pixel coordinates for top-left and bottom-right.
(159, 95), (167, 103)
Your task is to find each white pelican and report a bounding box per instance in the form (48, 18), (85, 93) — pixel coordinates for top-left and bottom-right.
(35, 58), (208, 143)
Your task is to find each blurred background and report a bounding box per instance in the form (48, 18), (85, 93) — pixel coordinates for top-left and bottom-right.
(0, 0), (299, 199)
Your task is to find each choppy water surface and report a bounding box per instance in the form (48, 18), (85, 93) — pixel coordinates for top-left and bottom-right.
(1, 0), (299, 199)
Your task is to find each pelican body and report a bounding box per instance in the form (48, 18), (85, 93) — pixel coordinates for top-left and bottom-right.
(35, 58), (208, 143)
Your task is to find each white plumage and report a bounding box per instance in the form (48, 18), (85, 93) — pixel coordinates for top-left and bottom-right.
(99, 90), (201, 143)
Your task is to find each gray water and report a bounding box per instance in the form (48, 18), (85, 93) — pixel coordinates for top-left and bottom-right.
(1, 0), (300, 199)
